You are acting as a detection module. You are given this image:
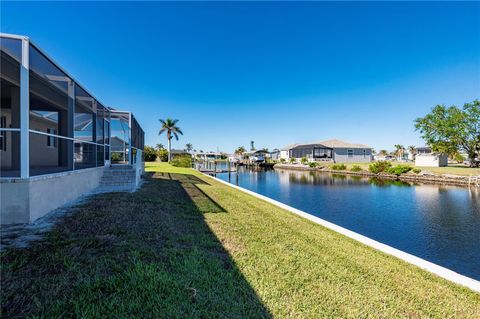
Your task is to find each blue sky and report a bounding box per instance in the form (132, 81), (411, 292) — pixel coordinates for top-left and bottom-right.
(2, 1), (479, 152)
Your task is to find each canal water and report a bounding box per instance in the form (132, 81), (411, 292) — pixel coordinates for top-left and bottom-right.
(215, 166), (480, 280)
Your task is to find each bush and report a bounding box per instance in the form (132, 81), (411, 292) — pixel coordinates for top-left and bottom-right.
(330, 163), (347, 170)
(308, 162), (318, 168)
(412, 168), (421, 174)
(171, 155), (192, 168)
(111, 152), (123, 162)
(301, 157), (309, 165)
(386, 165), (412, 175)
(143, 146), (157, 162)
(289, 158), (296, 164)
(350, 165), (362, 172)
(157, 149), (168, 162)
(280, 158), (286, 163)
(369, 161), (392, 173)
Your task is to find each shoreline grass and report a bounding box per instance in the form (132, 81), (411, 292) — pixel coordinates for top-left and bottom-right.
(1, 162), (479, 318)
(322, 161), (480, 176)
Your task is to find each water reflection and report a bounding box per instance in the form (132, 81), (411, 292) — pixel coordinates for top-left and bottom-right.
(277, 169), (413, 187)
(216, 167), (480, 280)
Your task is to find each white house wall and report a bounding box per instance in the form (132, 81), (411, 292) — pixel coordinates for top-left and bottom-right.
(280, 150), (289, 159)
(29, 116), (60, 167)
(415, 154), (448, 167)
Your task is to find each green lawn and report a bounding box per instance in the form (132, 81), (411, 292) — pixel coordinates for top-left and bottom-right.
(323, 162), (480, 176)
(1, 162), (479, 318)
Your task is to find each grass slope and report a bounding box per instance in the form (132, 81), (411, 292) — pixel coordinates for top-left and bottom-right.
(1, 162), (479, 318)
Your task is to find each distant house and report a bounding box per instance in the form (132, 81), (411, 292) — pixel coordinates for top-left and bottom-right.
(194, 151), (223, 161)
(373, 153), (394, 161)
(280, 139), (372, 163)
(414, 147), (448, 167)
(269, 148), (280, 160)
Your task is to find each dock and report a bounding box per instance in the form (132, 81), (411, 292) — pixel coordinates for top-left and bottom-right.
(199, 168), (236, 175)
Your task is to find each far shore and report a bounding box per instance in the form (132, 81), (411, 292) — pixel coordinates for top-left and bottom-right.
(273, 163), (479, 187)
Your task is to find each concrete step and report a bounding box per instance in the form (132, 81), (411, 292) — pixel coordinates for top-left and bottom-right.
(105, 169), (135, 174)
(101, 176), (135, 179)
(103, 174), (135, 178)
(109, 165), (133, 170)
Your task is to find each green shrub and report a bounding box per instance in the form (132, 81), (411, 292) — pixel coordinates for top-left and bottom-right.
(280, 158), (286, 163)
(369, 161), (392, 173)
(308, 162), (318, 168)
(171, 155), (192, 168)
(157, 149), (168, 162)
(301, 157), (309, 165)
(330, 163), (347, 170)
(350, 165), (362, 172)
(111, 152), (123, 162)
(412, 168), (421, 174)
(143, 146), (157, 162)
(289, 158), (296, 164)
(386, 165), (412, 175)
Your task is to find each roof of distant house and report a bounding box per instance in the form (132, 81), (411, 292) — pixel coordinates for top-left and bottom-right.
(316, 139), (371, 149)
(281, 139), (371, 150)
(280, 143), (300, 151)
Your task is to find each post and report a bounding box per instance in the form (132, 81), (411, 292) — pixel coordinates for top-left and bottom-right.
(228, 160), (231, 181)
(68, 80), (75, 170)
(236, 163), (239, 185)
(128, 112), (132, 165)
(214, 161), (217, 176)
(20, 38), (30, 178)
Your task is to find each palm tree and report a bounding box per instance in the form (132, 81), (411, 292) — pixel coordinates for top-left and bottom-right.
(394, 144), (405, 161)
(185, 143), (193, 153)
(408, 145), (416, 160)
(159, 118), (183, 162)
(379, 150), (388, 156)
(235, 146), (246, 155)
(155, 143), (165, 151)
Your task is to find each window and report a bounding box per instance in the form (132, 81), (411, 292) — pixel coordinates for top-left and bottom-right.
(28, 44), (73, 176)
(0, 116), (6, 151)
(110, 112), (130, 164)
(363, 149), (366, 158)
(348, 149), (354, 158)
(96, 104), (105, 144)
(46, 128), (57, 147)
(74, 142), (96, 169)
(29, 44), (71, 138)
(313, 148), (332, 158)
(74, 84), (95, 142)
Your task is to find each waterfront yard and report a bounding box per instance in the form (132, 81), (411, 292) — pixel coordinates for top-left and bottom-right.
(324, 161), (480, 176)
(1, 163), (479, 318)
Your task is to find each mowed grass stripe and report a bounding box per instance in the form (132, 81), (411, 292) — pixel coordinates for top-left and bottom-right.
(148, 163), (479, 318)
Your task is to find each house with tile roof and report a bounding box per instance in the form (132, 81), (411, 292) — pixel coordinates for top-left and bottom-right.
(280, 139), (373, 163)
